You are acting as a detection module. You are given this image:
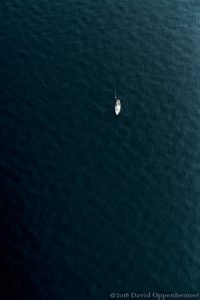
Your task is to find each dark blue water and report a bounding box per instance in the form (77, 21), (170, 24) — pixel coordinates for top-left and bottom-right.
(1, 0), (200, 299)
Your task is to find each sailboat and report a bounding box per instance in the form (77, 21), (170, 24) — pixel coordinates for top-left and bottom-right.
(115, 91), (121, 115)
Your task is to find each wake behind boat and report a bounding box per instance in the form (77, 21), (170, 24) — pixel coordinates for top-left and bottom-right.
(115, 91), (121, 115)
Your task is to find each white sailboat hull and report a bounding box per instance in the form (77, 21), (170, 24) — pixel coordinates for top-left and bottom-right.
(115, 100), (121, 115)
